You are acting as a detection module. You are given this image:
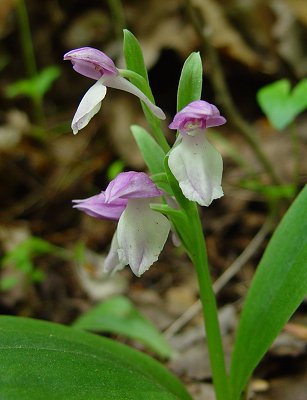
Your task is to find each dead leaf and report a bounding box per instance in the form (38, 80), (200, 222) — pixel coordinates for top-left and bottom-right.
(192, 0), (268, 70)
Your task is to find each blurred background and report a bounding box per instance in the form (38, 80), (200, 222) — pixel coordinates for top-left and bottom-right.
(0, 1), (307, 398)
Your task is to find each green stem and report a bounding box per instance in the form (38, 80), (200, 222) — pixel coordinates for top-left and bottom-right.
(16, 0), (37, 78)
(16, 0), (44, 124)
(107, 0), (125, 40)
(187, 203), (230, 400)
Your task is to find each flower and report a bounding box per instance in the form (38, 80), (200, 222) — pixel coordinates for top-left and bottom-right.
(73, 172), (170, 276)
(64, 47), (166, 134)
(168, 100), (226, 206)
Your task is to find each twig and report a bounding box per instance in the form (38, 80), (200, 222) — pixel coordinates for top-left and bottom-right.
(164, 218), (272, 339)
(183, 0), (281, 186)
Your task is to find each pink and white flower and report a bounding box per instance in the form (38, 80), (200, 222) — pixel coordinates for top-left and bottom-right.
(168, 100), (226, 206)
(73, 172), (170, 276)
(64, 47), (165, 134)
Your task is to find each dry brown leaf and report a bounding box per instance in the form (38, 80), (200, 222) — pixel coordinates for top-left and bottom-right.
(271, 0), (307, 77)
(284, 0), (307, 26)
(284, 322), (307, 341)
(192, 0), (266, 69)
(0, 0), (16, 38)
(63, 9), (110, 49)
(124, 0), (195, 68)
(106, 95), (147, 169)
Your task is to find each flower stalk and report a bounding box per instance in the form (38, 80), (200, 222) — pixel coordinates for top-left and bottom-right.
(187, 203), (230, 400)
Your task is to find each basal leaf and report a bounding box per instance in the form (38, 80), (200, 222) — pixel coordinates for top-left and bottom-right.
(73, 296), (173, 358)
(229, 185), (307, 400)
(0, 316), (192, 400)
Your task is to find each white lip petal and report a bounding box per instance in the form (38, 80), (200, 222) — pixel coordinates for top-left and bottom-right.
(104, 232), (126, 274)
(116, 199), (170, 276)
(103, 75), (166, 120)
(71, 79), (107, 134)
(168, 133), (223, 206)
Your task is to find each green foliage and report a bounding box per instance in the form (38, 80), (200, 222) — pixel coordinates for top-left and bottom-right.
(257, 79), (307, 131)
(6, 66), (60, 102)
(123, 29), (169, 152)
(131, 125), (165, 174)
(177, 52), (203, 112)
(0, 316), (192, 400)
(123, 30), (149, 82)
(240, 179), (296, 200)
(229, 185), (307, 400)
(73, 295), (173, 358)
(106, 159), (126, 181)
(0, 237), (56, 290)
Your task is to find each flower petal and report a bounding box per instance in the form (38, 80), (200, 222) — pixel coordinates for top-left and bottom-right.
(64, 47), (118, 79)
(72, 192), (127, 220)
(102, 75), (166, 120)
(71, 79), (107, 134)
(168, 133), (223, 206)
(105, 171), (163, 202)
(169, 100), (226, 132)
(104, 232), (126, 274)
(117, 199), (170, 276)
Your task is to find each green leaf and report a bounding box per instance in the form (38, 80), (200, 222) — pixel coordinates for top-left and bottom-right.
(229, 185), (307, 400)
(123, 29), (149, 85)
(73, 296), (173, 358)
(2, 237), (55, 267)
(150, 173), (173, 195)
(7, 66), (60, 100)
(131, 125), (165, 174)
(106, 159), (126, 181)
(0, 276), (18, 291)
(0, 316), (192, 400)
(150, 204), (193, 251)
(123, 30), (169, 153)
(177, 52), (203, 111)
(257, 79), (307, 131)
(239, 179), (296, 200)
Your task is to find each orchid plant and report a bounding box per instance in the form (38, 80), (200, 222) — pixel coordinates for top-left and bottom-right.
(1, 30), (306, 400)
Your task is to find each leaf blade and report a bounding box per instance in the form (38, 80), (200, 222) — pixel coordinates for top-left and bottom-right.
(131, 124), (165, 175)
(229, 185), (307, 399)
(73, 296), (173, 358)
(0, 316), (192, 400)
(177, 52), (203, 111)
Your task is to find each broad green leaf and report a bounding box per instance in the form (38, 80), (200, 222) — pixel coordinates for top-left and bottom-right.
(229, 185), (307, 400)
(131, 125), (165, 174)
(257, 79), (307, 131)
(73, 296), (173, 358)
(177, 52), (203, 112)
(0, 316), (192, 400)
